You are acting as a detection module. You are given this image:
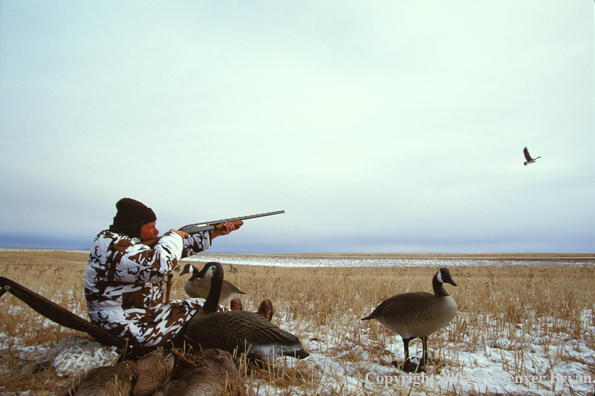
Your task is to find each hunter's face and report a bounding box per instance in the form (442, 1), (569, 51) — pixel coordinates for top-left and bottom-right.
(139, 221), (159, 241)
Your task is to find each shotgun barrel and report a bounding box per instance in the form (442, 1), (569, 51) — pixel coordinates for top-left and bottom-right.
(179, 210), (285, 234)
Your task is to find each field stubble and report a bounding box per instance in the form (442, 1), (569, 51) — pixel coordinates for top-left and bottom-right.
(0, 250), (594, 395)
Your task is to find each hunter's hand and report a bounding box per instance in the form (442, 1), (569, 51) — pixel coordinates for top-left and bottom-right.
(210, 221), (242, 239)
(171, 229), (189, 239)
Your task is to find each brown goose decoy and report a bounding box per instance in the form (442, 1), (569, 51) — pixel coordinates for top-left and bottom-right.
(59, 349), (174, 396)
(134, 349), (175, 396)
(62, 360), (137, 396)
(362, 267), (457, 373)
(183, 262), (309, 361)
(523, 146), (541, 166)
(155, 348), (239, 396)
(179, 263), (246, 305)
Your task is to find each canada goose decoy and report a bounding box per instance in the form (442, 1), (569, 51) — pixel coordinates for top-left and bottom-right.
(230, 297), (274, 322)
(134, 349), (176, 396)
(179, 263), (246, 305)
(59, 349), (174, 396)
(183, 262), (309, 361)
(155, 349), (239, 396)
(229, 264), (238, 274)
(362, 267), (457, 373)
(60, 360), (137, 396)
(523, 146), (541, 166)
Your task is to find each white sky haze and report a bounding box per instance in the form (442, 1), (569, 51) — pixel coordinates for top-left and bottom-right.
(0, 1), (593, 253)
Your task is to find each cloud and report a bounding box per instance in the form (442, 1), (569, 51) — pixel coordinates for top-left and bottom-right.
(0, 0), (593, 253)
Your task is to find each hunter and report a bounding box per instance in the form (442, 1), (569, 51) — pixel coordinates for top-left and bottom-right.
(83, 198), (239, 348)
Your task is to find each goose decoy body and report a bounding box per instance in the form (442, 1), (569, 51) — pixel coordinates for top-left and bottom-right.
(523, 147), (541, 166)
(155, 348), (239, 396)
(134, 349), (175, 396)
(183, 262), (309, 361)
(63, 360), (137, 396)
(179, 263), (245, 305)
(362, 267), (457, 373)
(59, 349), (174, 396)
(229, 264), (238, 274)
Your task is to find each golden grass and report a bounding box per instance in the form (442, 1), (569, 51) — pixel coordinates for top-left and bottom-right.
(0, 250), (594, 395)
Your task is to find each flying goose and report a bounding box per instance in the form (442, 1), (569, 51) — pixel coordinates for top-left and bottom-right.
(362, 267), (457, 373)
(179, 263), (246, 305)
(523, 147), (541, 166)
(183, 262), (309, 361)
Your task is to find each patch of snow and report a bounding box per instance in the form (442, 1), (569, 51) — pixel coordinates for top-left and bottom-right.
(5, 335), (119, 378)
(190, 253), (595, 268)
(2, 254), (594, 395)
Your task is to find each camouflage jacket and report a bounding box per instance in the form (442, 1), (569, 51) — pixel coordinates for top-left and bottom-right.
(84, 229), (210, 347)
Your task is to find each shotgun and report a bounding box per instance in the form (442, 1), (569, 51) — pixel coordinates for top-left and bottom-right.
(179, 209), (285, 234)
(161, 210), (284, 300)
(142, 210), (285, 248)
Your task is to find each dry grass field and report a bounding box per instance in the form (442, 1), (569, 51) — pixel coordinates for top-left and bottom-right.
(0, 250), (594, 395)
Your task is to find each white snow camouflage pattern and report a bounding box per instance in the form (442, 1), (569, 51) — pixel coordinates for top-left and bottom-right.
(84, 229), (210, 347)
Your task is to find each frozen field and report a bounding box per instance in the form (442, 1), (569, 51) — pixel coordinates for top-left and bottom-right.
(168, 254), (595, 394)
(192, 252), (595, 268)
(1, 250), (594, 395)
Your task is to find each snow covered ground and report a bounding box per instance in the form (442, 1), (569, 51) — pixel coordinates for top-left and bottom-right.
(2, 253), (594, 395)
(4, 324), (594, 395)
(190, 252), (594, 268)
(294, 312), (595, 395)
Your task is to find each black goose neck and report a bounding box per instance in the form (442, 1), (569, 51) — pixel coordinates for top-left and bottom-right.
(188, 267), (197, 280)
(432, 272), (450, 297)
(202, 262), (224, 313)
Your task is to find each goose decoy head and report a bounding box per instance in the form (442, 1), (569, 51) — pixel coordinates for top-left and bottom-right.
(179, 263), (197, 276)
(433, 268), (457, 297)
(436, 267), (457, 287)
(196, 262), (221, 280)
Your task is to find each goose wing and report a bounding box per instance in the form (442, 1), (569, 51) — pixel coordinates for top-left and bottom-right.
(184, 278), (211, 298)
(523, 147), (533, 161)
(366, 292), (439, 323)
(184, 311), (305, 357)
(226, 280), (246, 294)
(363, 292), (457, 338)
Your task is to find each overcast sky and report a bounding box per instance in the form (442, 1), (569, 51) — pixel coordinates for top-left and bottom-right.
(0, 1), (593, 254)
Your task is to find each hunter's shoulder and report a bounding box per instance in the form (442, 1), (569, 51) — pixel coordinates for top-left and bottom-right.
(93, 229), (141, 248)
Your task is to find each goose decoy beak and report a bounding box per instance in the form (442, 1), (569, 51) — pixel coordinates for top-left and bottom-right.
(196, 262), (219, 280)
(438, 267), (457, 287)
(179, 263), (193, 276)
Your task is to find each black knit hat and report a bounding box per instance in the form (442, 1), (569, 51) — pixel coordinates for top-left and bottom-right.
(109, 198), (156, 236)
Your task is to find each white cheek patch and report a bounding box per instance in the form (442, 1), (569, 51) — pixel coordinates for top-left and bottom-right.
(205, 266), (216, 279)
(437, 270), (444, 284)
